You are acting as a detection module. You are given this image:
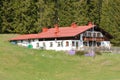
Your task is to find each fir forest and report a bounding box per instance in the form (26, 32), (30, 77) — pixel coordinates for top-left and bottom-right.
(0, 0), (120, 46)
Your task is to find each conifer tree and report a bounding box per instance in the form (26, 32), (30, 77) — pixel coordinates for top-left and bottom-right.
(0, 0), (120, 46)
(100, 0), (120, 46)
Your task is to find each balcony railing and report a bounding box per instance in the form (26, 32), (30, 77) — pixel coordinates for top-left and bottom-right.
(83, 31), (103, 37)
(83, 37), (104, 41)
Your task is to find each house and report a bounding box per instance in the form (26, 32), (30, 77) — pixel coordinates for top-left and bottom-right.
(10, 22), (112, 51)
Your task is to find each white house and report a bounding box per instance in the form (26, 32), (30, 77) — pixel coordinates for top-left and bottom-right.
(10, 22), (112, 51)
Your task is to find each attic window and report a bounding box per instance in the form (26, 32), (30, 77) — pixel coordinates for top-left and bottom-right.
(93, 33), (96, 37)
(97, 33), (101, 37)
(88, 33), (92, 37)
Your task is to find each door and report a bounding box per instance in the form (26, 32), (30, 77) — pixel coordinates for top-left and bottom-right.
(76, 42), (78, 49)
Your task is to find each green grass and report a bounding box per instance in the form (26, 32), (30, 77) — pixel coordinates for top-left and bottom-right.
(0, 34), (120, 80)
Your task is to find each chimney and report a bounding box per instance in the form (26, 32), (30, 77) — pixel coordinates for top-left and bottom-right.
(88, 22), (93, 26)
(71, 22), (77, 28)
(54, 24), (59, 34)
(42, 27), (48, 32)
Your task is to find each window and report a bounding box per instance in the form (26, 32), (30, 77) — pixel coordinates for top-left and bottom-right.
(72, 41), (75, 46)
(93, 33), (96, 37)
(57, 42), (61, 47)
(43, 42), (46, 47)
(88, 32), (91, 37)
(83, 42), (87, 46)
(86, 32), (91, 37)
(83, 33), (86, 36)
(97, 33), (101, 37)
(21, 40), (23, 43)
(66, 41), (69, 47)
(36, 43), (39, 47)
(61, 41), (63, 47)
(50, 42), (53, 47)
(28, 40), (31, 43)
(32, 39), (35, 42)
(89, 41), (92, 46)
(97, 42), (101, 46)
(76, 42), (78, 48)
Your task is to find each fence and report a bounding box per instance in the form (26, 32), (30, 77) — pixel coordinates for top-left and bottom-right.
(83, 47), (120, 54)
(110, 47), (120, 54)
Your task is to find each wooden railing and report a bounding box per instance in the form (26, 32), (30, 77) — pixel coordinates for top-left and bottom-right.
(83, 37), (104, 41)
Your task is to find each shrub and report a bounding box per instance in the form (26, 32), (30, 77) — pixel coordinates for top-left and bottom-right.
(75, 51), (87, 56)
(75, 50), (102, 56)
(95, 50), (102, 55)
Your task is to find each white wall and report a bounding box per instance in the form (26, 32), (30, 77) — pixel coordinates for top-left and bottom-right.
(101, 41), (111, 49)
(38, 40), (84, 51)
(17, 40), (29, 47)
(17, 39), (39, 48)
(16, 39), (84, 51)
(37, 40), (76, 51)
(15, 38), (111, 51)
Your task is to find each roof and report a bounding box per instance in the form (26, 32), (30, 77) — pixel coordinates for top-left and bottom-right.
(10, 34), (38, 40)
(10, 23), (95, 41)
(37, 25), (94, 38)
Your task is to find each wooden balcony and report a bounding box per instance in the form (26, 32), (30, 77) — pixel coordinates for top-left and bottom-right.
(83, 37), (104, 41)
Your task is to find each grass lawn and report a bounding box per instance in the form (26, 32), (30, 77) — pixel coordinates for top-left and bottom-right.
(0, 34), (120, 80)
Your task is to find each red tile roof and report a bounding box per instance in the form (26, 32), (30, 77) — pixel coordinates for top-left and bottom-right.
(10, 34), (38, 40)
(10, 24), (95, 41)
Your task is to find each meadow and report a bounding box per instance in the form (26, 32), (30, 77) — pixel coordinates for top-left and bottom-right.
(0, 34), (120, 80)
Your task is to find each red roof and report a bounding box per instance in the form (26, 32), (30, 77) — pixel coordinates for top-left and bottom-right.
(10, 34), (38, 40)
(10, 23), (95, 41)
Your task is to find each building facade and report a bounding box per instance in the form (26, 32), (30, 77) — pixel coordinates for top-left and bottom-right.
(10, 22), (112, 51)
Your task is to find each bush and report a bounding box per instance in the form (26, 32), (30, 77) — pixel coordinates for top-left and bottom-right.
(75, 50), (102, 56)
(95, 50), (102, 55)
(75, 51), (87, 56)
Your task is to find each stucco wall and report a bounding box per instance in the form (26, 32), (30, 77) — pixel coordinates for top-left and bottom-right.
(12, 38), (111, 51)
(31, 40), (83, 51)
(15, 39), (83, 51)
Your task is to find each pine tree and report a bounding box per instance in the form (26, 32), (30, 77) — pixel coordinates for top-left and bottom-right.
(0, 0), (120, 46)
(0, 0), (13, 33)
(56, 0), (88, 26)
(100, 0), (120, 46)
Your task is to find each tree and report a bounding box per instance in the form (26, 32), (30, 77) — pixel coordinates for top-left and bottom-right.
(0, 0), (13, 33)
(0, 0), (120, 46)
(100, 0), (120, 46)
(56, 0), (88, 26)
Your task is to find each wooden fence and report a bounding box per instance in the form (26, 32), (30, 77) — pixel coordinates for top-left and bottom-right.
(83, 47), (120, 54)
(110, 47), (120, 54)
